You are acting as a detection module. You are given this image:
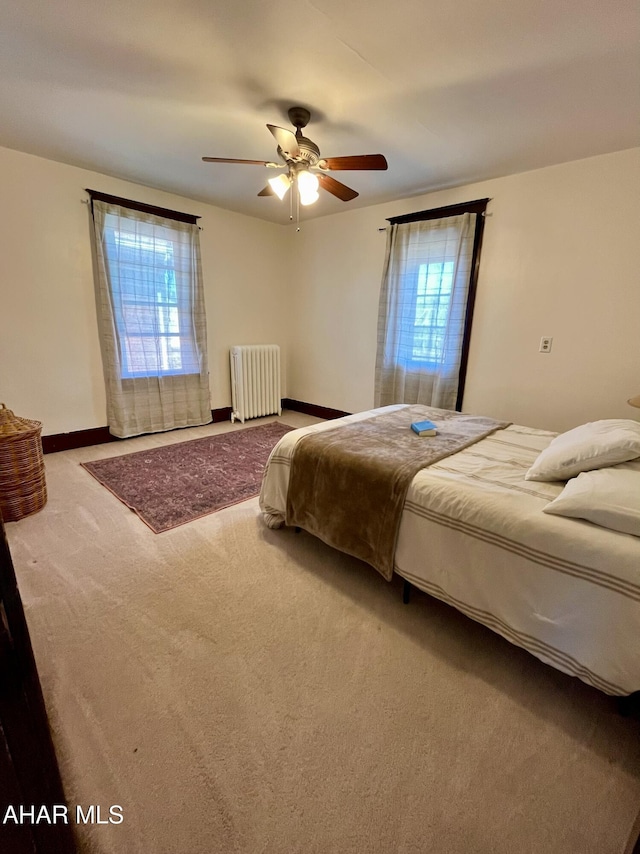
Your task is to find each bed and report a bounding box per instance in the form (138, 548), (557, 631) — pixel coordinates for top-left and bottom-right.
(259, 404), (640, 698)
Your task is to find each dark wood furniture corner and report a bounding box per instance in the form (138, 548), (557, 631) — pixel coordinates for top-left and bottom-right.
(0, 514), (77, 853)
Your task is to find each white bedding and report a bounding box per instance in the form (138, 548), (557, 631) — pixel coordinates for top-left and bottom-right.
(260, 406), (640, 695)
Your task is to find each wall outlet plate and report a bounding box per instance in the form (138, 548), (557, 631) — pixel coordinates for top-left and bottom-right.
(539, 336), (553, 353)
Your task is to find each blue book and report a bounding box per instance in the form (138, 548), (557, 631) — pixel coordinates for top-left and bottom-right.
(411, 419), (437, 436)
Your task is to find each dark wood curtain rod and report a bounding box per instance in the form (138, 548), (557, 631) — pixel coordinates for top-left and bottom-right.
(85, 189), (200, 224)
(387, 197), (491, 226)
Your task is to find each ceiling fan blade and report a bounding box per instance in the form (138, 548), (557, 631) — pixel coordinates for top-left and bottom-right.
(257, 185), (275, 196)
(320, 154), (388, 171)
(202, 157), (276, 166)
(266, 125), (300, 159)
(317, 173), (359, 202)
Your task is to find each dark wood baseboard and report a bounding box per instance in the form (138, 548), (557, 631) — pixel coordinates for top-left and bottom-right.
(42, 407), (234, 454)
(282, 399), (350, 420)
(212, 406), (232, 423)
(41, 402), (343, 454)
(42, 426), (119, 454)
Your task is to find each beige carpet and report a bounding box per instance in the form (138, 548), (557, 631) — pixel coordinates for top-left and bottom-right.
(6, 413), (640, 854)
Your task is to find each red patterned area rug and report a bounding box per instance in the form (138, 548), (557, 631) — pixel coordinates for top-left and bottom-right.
(81, 422), (293, 533)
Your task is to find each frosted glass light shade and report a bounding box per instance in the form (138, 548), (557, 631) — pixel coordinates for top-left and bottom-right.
(268, 174), (291, 200)
(628, 394), (640, 408)
(299, 190), (319, 206)
(297, 170), (319, 205)
(297, 170), (319, 194)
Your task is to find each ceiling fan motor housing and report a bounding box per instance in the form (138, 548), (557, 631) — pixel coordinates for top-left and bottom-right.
(297, 136), (320, 165)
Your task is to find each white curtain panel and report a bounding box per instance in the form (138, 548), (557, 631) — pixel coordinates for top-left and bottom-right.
(91, 200), (211, 438)
(374, 213), (476, 410)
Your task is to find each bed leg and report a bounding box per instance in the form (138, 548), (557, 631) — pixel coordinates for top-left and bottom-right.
(617, 691), (640, 718)
(402, 579), (412, 605)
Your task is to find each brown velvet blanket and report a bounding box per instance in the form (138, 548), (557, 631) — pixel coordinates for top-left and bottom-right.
(285, 406), (510, 581)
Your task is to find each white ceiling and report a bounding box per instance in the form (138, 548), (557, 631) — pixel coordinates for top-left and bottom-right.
(1, 0), (638, 224)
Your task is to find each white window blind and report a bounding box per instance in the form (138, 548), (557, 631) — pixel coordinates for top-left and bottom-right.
(103, 222), (200, 378)
(411, 260), (455, 364)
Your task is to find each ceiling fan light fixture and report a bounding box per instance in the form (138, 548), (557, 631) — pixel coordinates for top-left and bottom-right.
(202, 108), (384, 208)
(268, 173), (291, 200)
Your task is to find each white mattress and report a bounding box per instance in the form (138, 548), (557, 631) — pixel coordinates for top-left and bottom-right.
(260, 406), (640, 695)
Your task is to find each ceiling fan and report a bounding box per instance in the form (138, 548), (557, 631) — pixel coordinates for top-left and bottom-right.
(202, 106), (388, 207)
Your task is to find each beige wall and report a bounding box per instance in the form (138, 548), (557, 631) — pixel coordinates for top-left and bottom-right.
(0, 146), (289, 435)
(287, 148), (640, 432)
(1, 145), (638, 438)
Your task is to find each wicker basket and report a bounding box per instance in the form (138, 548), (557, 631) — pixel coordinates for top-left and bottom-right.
(0, 403), (47, 522)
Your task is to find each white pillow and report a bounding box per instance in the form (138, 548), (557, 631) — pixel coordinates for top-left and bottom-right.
(543, 465), (640, 537)
(525, 419), (640, 482)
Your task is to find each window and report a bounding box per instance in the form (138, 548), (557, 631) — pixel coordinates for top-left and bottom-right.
(374, 199), (489, 411)
(103, 224), (198, 378)
(88, 190), (211, 438)
(411, 260), (454, 364)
